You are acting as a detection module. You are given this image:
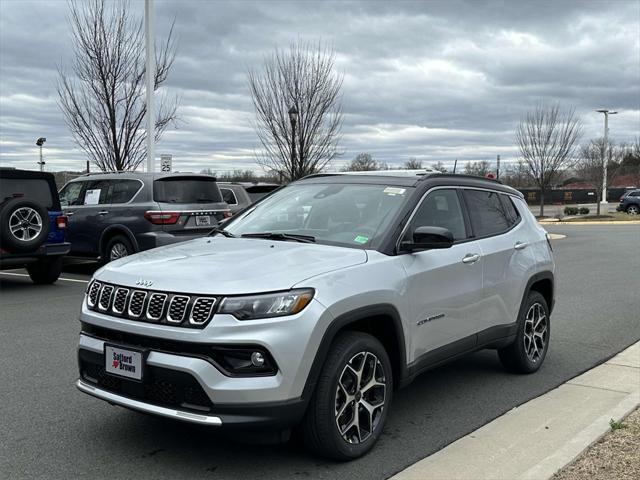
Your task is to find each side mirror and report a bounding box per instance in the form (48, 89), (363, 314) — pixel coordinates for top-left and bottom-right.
(402, 226), (454, 252)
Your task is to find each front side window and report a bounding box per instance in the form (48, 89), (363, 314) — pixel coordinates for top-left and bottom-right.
(59, 182), (85, 207)
(464, 189), (514, 237)
(225, 183), (412, 248)
(83, 180), (112, 205)
(403, 189), (467, 242)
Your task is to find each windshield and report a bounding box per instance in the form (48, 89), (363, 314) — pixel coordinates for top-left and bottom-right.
(154, 177), (222, 203)
(224, 183), (412, 248)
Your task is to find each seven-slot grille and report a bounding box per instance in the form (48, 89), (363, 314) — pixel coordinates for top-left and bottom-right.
(86, 280), (217, 328)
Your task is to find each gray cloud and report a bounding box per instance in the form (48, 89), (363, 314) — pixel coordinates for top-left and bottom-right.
(1, 0), (638, 174)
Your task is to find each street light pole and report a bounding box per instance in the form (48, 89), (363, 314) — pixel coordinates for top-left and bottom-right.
(36, 137), (46, 171)
(596, 109), (618, 210)
(145, 0), (156, 173)
(288, 106), (299, 180)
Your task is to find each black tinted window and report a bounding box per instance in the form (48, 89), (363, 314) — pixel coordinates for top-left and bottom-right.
(83, 180), (112, 205)
(221, 188), (238, 205)
(111, 180), (141, 204)
(500, 195), (521, 226)
(464, 189), (513, 237)
(0, 178), (53, 208)
(406, 189), (467, 241)
(154, 177), (222, 204)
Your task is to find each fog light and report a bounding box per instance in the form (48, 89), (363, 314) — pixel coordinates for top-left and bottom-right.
(251, 351), (265, 367)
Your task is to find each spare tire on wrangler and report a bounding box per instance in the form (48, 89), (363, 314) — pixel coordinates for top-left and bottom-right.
(0, 198), (50, 253)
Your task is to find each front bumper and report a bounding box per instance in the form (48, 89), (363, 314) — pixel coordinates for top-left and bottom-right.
(616, 204), (624, 212)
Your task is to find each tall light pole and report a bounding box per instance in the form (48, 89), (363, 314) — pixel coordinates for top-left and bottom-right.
(36, 137), (46, 171)
(596, 109), (617, 209)
(145, 0), (156, 173)
(288, 106), (299, 180)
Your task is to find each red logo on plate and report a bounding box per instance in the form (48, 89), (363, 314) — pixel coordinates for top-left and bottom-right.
(112, 359), (120, 369)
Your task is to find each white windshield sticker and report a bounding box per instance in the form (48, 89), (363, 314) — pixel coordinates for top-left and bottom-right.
(84, 189), (101, 205)
(383, 187), (406, 196)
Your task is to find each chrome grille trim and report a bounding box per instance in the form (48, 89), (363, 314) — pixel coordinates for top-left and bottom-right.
(189, 297), (217, 325)
(87, 281), (101, 307)
(98, 285), (114, 311)
(112, 288), (129, 314)
(146, 293), (168, 320)
(128, 290), (147, 318)
(167, 295), (190, 323)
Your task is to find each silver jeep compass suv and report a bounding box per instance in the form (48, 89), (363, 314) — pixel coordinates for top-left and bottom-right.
(77, 171), (554, 460)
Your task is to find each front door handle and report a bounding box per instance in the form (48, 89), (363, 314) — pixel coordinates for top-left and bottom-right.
(98, 210), (109, 215)
(66, 211), (75, 216)
(462, 253), (481, 264)
(514, 241), (529, 250)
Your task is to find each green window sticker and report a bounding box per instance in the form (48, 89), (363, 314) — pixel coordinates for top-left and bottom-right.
(354, 235), (369, 244)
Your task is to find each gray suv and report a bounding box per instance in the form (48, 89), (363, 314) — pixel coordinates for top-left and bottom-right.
(76, 171), (554, 460)
(59, 172), (230, 262)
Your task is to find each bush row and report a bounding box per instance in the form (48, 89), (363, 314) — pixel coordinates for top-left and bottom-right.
(564, 207), (590, 215)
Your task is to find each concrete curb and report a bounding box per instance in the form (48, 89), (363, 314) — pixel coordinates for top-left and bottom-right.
(390, 341), (640, 480)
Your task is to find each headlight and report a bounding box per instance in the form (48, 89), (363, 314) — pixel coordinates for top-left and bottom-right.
(218, 289), (314, 320)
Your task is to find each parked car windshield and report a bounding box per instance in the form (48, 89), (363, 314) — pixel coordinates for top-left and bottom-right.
(224, 182), (412, 248)
(154, 177), (222, 203)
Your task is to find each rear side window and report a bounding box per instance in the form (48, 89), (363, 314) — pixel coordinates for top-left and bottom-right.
(0, 178), (53, 208)
(463, 189), (516, 237)
(221, 188), (238, 205)
(111, 180), (142, 204)
(154, 177), (222, 204)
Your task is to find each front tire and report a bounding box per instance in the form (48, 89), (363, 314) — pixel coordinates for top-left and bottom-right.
(498, 291), (550, 373)
(26, 257), (63, 284)
(302, 331), (392, 460)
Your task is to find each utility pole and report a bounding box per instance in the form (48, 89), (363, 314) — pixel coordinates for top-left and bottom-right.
(36, 137), (46, 171)
(453, 159), (457, 174)
(496, 154), (501, 180)
(145, 0), (156, 173)
(596, 109), (618, 209)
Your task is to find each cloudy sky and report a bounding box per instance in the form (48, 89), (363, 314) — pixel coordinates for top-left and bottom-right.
(1, 0), (638, 174)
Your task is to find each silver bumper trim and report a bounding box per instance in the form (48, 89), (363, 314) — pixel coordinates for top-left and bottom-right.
(76, 379), (223, 426)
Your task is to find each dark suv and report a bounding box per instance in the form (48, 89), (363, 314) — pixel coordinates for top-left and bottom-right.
(58, 172), (230, 262)
(0, 168), (70, 283)
(219, 182), (280, 215)
(616, 189), (640, 215)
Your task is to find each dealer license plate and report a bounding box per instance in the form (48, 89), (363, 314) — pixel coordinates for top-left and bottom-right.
(195, 215), (211, 227)
(105, 345), (144, 381)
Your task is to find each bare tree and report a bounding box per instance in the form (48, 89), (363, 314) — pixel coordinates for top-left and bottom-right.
(576, 138), (625, 214)
(342, 153), (388, 172)
(58, 0), (178, 172)
(248, 42), (343, 181)
(516, 103), (582, 216)
(404, 158), (422, 169)
(464, 160), (491, 177)
(431, 161), (447, 173)
(501, 160), (533, 189)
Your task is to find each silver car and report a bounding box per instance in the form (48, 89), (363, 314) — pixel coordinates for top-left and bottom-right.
(76, 171), (555, 460)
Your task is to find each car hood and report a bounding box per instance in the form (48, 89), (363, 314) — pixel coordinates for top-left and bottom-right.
(95, 237), (368, 295)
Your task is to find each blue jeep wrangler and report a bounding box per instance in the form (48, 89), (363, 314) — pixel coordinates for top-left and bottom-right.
(0, 168), (70, 284)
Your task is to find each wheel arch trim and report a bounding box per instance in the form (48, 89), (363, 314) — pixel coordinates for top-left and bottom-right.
(99, 225), (139, 257)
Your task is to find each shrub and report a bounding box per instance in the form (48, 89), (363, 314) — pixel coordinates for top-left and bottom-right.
(579, 207), (590, 215)
(564, 207), (579, 215)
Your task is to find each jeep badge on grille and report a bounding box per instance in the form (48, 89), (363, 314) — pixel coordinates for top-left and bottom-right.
(135, 278), (154, 287)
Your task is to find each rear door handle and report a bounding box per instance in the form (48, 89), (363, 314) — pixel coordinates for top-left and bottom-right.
(462, 253), (481, 264)
(66, 211), (75, 216)
(514, 241), (528, 250)
(98, 210), (109, 215)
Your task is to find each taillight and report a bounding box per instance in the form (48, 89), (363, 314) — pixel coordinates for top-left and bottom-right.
(56, 215), (68, 229)
(144, 211), (180, 225)
(223, 211), (233, 218)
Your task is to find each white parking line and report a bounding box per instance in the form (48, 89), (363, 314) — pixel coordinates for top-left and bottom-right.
(0, 272), (89, 283)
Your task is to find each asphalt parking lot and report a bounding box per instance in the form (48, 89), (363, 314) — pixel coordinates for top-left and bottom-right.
(1, 225), (639, 480)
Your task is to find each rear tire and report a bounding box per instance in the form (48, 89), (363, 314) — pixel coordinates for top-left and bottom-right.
(103, 235), (134, 264)
(302, 331), (392, 460)
(498, 291), (550, 374)
(26, 257), (63, 284)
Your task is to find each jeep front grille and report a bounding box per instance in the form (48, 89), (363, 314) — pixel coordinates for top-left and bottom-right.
(85, 281), (218, 328)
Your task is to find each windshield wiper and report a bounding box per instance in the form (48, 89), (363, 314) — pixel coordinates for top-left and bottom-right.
(208, 227), (236, 238)
(240, 232), (316, 243)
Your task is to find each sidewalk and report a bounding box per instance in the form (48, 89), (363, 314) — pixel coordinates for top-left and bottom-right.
(390, 341), (640, 480)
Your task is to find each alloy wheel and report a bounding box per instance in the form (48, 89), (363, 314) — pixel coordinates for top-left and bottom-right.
(523, 302), (548, 363)
(627, 205), (639, 215)
(9, 207), (42, 241)
(109, 243), (129, 261)
(334, 351), (386, 444)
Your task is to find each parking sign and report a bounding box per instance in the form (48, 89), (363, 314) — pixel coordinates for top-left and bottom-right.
(160, 154), (172, 172)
